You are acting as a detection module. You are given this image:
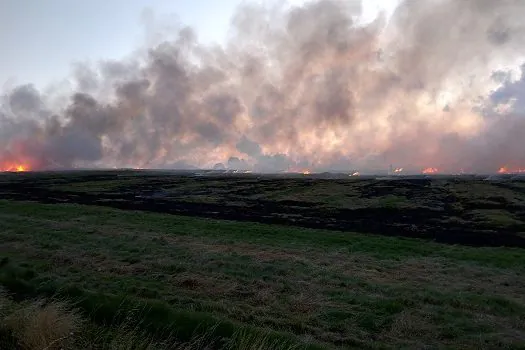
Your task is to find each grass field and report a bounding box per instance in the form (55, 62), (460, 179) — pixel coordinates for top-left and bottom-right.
(1, 171), (525, 349)
(1, 170), (525, 247)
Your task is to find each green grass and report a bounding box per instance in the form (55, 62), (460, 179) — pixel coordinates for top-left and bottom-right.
(468, 209), (523, 228)
(1, 200), (525, 349)
(0, 289), (304, 350)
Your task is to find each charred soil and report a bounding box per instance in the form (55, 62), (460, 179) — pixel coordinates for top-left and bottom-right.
(1, 171), (525, 248)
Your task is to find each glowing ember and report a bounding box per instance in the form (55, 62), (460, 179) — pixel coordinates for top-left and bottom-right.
(422, 167), (438, 174)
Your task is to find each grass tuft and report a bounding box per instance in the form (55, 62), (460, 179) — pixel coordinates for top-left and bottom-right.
(1, 295), (82, 350)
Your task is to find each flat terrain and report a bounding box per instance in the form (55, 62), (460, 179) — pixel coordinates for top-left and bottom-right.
(1, 171), (525, 349)
(1, 170), (525, 246)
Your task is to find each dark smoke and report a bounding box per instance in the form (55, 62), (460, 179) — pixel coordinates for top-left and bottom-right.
(2, 0), (525, 173)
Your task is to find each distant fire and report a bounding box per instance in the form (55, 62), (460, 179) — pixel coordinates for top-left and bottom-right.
(422, 167), (438, 174)
(351, 171), (360, 176)
(393, 168), (403, 173)
(287, 167), (311, 174)
(1, 163), (30, 172)
(498, 166), (525, 174)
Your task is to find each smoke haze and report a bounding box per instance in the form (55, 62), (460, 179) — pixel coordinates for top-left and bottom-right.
(2, 0), (525, 173)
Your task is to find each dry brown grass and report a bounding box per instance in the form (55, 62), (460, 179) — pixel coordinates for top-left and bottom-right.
(226, 328), (301, 350)
(3, 298), (83, 350)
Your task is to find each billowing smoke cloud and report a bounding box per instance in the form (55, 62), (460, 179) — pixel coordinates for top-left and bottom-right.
(2, 0), (525, 173)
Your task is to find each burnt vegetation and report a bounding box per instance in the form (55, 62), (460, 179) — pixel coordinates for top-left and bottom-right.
(1, 171), (525, 247)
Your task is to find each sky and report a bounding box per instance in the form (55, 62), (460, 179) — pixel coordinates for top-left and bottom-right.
(2, 0), (525, 174)
(1, 0), (398, 90)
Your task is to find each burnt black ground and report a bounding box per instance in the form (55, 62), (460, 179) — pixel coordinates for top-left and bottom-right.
(1, 170), (525, 248)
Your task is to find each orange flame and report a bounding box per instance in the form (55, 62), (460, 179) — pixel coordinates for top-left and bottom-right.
(1, 163), (30, 172)
(422, 167), (438, 174)
(286, 167), (311, 174)
(498, 166), (525, 174)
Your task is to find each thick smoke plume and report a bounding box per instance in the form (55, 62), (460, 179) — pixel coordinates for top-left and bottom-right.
(2, 0), (525, 173)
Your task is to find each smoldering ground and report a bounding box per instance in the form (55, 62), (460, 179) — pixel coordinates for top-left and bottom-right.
(2, 0), (525, 173)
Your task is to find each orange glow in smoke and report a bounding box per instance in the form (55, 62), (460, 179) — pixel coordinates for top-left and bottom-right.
(1, 163), (30, 172)
(286, 167), (311, 174)
(498, 166), (525, 174)
(422, 167), (438, 174)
